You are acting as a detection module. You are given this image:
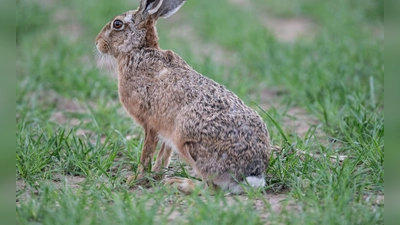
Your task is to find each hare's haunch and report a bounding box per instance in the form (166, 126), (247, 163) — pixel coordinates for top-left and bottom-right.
(95, 0), (271, 194)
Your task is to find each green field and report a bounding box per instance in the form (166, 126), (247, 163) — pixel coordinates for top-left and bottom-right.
(16, 0), (384, 224)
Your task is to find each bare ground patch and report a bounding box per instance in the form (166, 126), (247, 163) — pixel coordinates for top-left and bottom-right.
(43, 90), (92, 129)
(255, 89), (321, 139)
(16, 175), (86, 203)
(29, 90), (128, 141)
(228, 0), (316, 43)
(261, 16), (316, 43)
(163, 14), (239, 67)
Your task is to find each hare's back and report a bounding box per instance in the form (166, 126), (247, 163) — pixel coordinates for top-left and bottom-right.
(176, 74), (270, 148)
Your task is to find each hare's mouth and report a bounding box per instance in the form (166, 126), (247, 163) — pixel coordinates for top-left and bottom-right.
(95, 39), (109, 54)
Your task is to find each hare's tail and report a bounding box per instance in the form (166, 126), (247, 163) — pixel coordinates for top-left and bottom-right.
(221, 176), (265, 194)
(245, 176), (266, 188)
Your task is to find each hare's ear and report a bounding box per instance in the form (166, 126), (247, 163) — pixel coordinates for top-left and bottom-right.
(139, 0), (185, 19)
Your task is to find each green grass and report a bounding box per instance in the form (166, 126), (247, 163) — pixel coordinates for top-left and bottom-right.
(16, 0), (383, 224)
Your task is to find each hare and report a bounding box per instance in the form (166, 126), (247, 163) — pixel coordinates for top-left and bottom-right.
(95, 0), (271, 194)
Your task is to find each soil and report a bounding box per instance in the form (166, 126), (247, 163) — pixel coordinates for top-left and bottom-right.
(228, 0), (316, 43)
(261, 16), (315, 43)
(166, 21), (238, 67)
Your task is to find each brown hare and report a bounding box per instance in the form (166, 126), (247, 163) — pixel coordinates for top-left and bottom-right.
(95, 0), (271, 194)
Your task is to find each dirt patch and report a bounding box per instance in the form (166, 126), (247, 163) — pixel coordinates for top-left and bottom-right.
(54, 96), (87, 114)
(25, 89), (89, 126)
(261, 16), (316, 43)
(51, 174), (86, 188)
(16, 175), (86, 204)
(227, 0), (252, 8)
(255, 88), (321, 139)
(36, 0), (56, 7)
(16, 175), (86, 191)
(47, 91), (92, 127)
(49, 111), (87, 127)
(16, 180), (26, 194)
(46, 94), (124, 143)
(364, 193), (384, 206)
(28, 90), (98, 138)
(164, 15), (239, 67)
(228, 0), (316, 43)
(281, 106), (320, 138)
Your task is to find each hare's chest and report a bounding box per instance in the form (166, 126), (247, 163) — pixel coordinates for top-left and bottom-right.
(117, 78), (152, 120)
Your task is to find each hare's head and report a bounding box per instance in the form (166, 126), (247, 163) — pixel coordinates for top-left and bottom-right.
(95, 0), (185, 57)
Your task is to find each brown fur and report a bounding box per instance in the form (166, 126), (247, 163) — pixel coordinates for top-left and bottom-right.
(95, 0), (271, 193)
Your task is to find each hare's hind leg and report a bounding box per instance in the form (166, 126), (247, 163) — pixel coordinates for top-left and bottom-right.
(152, 143), (173, 180)
(165, 177), (197, 195)
(177, 142), (197, 167)
(126, 128), (158, 185)
(165, 177), (222, 195)
(163, 142), (201, 195)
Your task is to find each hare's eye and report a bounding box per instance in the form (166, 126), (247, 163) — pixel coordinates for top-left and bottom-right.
(113, 20), (124, 29)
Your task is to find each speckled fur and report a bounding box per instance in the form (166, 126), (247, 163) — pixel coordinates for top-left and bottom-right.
(95, 0), (271, 192)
